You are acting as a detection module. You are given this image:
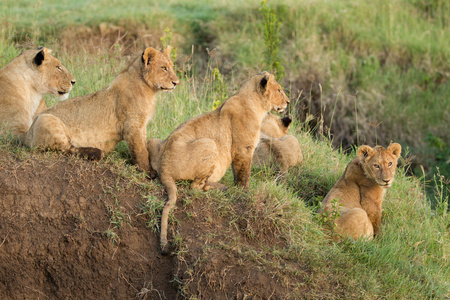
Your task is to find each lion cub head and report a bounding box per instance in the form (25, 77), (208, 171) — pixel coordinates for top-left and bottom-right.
(253, 114), (302, 174)
(141, 46), (179, 92)
(27, 47), (76, 100)
(357, 143), (402, 187)
(261, 114), (292, 138)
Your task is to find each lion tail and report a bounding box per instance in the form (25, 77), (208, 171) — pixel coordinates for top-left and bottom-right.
(159, 175), (178, 255)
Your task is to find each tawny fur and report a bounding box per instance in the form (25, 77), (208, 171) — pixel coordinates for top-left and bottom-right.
(252, 114), (303, 174)
(147, 72), (290, 254)
(321, 143), (402, 240)
(0, 47), (75, 141)
(25, 47), (178, 171)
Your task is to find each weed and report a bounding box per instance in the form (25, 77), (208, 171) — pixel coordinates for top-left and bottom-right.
(139, 194), (165, 233)
(259, 0), (285, 81)
(105, 198), (130, 229)
(316, 198), (343, 236)
(431, 168), (449, 217)
(103, 228), (120, 246)
(210, 67), (228, 110)
(0, 125), (21, 151)
(160, 27), (177, 62)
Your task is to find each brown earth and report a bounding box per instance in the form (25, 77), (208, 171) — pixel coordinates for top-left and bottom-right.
(0, 148), (323, 299)
(0, 149), (178, 299)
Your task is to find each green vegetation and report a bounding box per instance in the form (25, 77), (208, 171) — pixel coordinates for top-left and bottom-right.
(259, 0), (285, 81)
(0, 0), (448, 298)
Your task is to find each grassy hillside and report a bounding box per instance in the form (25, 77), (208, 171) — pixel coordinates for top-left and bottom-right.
(1, 0), (448, 189)
(0, 0), (449, 298)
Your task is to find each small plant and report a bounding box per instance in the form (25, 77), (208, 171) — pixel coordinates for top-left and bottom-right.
(105, 198), (130, 229)
(316, 198), (343, 236)
(160, 27), (177, 62)
(103, 228), (120, 246)
(0, 125), (20, 150)
(259, 0), (286, 81)
(432, 168), (449, 217)
(139, 194), (165, 232)
(210, 67), (228, 110)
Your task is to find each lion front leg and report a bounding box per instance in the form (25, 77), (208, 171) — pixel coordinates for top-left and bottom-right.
(231, 147), (254, 190)
(360, 190), (383, 236)
(366, 208), (382, 236)
(124, 126), (157, 179)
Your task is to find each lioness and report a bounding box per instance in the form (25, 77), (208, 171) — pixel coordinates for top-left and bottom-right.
(0, 47), (75, 141)
(26, 47), (179, 173)
(321, 143), (402, 240)
(252, 114), (303, 174)
(147, 71), (289, 254)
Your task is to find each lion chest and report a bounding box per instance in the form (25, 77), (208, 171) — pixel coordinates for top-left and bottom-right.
(29, 93), (43, 118)
(359, 184), (384, 215)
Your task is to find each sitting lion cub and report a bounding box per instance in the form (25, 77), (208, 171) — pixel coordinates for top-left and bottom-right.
(252, 114), (303, 174)
(321, 143), (402, 240)
(0, 47), (75, 141)
(26, 47), (178, 174)
(147, 72), (289, 254)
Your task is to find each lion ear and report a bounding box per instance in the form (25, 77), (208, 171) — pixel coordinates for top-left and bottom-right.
(142, 47), (158, 66)
(388, 143), (402, 158)
(163, 45), (172, 57)
(281, 115), (293, 128)
(357, 145), (374, 159)
(260, 72), (271, 92)
(33, 49), (45, 66)
(33, 47), (52, 66)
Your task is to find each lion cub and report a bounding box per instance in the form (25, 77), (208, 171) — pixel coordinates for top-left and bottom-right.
(147, 72), (289, 254)
(0, 47), (75, 141)
(321, 143), (402, 240)
(252, 114), (303, 174)
(26, 47), (178, 175)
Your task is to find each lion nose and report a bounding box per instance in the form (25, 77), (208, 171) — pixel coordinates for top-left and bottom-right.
(172, 80), (179, 86)
(71, 80), (76, 86)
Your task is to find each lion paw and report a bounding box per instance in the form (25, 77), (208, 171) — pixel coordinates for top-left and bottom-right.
(79, 147), (103, 161)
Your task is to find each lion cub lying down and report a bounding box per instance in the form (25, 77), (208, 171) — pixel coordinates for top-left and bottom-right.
(0, 47), (75, 141)
(252, 114), (303, 174)
(321, 143), (401, 240)
(147, 72), (289, 254)
(26, 47), (178, 175)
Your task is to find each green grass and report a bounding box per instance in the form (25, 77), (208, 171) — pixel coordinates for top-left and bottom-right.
(2, 0), (447, 181)
(0, 1), (449, 298)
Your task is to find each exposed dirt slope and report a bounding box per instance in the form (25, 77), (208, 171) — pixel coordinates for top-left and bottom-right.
(0, 149), (319, 299)
(0, 150), (177, 299)
(1, 145), (365, 299)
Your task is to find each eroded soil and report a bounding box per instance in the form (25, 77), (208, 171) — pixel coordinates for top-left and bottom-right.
(0, 150), (177, 299)
(0, 149), (315, 299)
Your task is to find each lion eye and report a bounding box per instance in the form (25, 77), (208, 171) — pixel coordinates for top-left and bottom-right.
(388, 162), (393, 167)
(374, 164), (380, 169)
(162, 66), (168, 71)
(56, 66), (62, 71)
(278, 89), (282, 94)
